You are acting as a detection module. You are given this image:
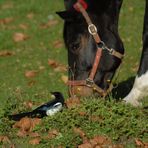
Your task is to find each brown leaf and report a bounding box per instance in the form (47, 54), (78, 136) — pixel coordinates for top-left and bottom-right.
(47, 129), (59, 139)
(25, 70), (38, 78)
(23, 101), (33, 109)
(135, 138), (144, 147)
(61, 75), (68, 84)
(90, 136), (111, 145)
(28, 132), (40, 138)
(78, 142), (92, 148)
(0, 17), (13, 25)
(0, 135), (11, 143)
(13, 117), (41, 133)
(26, 13), (34, 19)
(19, 24), (28, 30)
(48, 59), (67, 72)
(0, 50), (15, 57)
(53, 40), (63, 49)
(48, 59), (58, 68)
(29, 137), (41, 145)
(40, 20), (58, 29)
(17, 130), (27, 137)
(65, 97), (81, 109)
(13, 32), (29, 42)
(73, 127), (87, 142)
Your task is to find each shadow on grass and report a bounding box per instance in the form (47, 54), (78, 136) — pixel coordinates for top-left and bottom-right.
(112, 76), (135, 100)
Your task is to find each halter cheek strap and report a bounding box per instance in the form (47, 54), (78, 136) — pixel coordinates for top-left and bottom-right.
(67, 1), (124, 97)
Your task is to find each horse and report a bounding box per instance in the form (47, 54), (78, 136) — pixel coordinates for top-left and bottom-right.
(57, 0), (148, 106)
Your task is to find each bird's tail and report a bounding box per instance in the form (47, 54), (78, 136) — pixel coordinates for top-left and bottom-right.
(8, 112), (33, 121)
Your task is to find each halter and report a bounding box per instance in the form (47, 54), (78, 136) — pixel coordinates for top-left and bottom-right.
(67, 0), (124, 97)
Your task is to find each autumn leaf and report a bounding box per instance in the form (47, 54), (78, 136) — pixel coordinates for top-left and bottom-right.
(65, 97), (81, 109)
(53, 40), (64, 49)
(48, 59), (67, 72)
(0, 17), (13, 25)
(13, 117), (41, 133)
(0, 135), (11, 143)
(23, 101), (33, 109)
(26, 13), (34, 19)
(13, 32), (29, 42)
(0, 50), (15, 57)
(25, 70), (38, 78)
(40, 20), (58, 29)
(29, 137), (41, 145)
(135, 138), (144, 147)
(61, 75), (68, 84)
(47, 129), (59, 139)
(19, 24), (28, 30)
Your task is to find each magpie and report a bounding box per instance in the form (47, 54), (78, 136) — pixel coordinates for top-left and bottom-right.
(8, 92), (65, 121)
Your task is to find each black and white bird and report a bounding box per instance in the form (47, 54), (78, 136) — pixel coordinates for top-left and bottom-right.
(8, 92), (65, 121)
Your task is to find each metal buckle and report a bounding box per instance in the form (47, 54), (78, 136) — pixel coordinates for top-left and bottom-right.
(88, 24), (97, 35)
(86, 78), (94, 87)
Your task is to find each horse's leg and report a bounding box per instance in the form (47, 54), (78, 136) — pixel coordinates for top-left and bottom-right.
(123, 1), (148, 106)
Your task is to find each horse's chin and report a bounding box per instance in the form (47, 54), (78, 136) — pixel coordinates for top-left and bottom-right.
(69, 86), (93, 97)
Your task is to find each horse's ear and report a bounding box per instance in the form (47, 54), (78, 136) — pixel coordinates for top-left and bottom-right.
(56, 11), (78, 21)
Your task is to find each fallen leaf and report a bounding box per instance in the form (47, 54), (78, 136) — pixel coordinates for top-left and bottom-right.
(135, 138), (144, 147)
(29, 132), (40, 138)
(0, 17), (13, 25)
(0, 50), (15, 57)
(61, 75), (68, 84)
(13, 117), (41, 133)
(0, 135), (11, 143)
(27, 80), (36, 87)
(19, 24), (28, 30)
(29, 137), (41, 145)
(2, 2), (13, 9)
(53, 40), (63, 49)
(73, 128), (86, 141)
(23, 101), (33, 109)
(25, 70), (38, 78)
(65, 97), (81, 109)
(26, 13), (34, 19)
(40, 20), (58, 29)
(78, 142), (92, 148)
(47, 129), (59, 139)
(48, 59), (67, 72)
(13, 32), (29, 42)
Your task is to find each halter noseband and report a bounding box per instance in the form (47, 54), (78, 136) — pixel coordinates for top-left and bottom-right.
(67, 1), (124, 97)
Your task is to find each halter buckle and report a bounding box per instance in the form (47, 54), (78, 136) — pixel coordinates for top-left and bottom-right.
(86, 78), (94, 87)
(88, 24), (97, 35)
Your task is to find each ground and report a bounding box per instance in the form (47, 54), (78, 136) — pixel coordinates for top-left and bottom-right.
(0, 0), (147, 147)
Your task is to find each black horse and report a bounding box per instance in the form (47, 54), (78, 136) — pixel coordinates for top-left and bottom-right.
(57, 0), (148, 106)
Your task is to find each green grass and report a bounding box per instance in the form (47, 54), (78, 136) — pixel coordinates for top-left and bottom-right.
(0, 0), (147, 147)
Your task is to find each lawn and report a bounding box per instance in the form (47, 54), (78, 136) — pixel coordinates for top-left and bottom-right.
(0, 0), (147, 147)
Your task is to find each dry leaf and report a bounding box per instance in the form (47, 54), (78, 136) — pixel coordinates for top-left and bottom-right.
(27, 13), (34, 19)
(0, 135), (11, 143)
(19, 24), (28, 30)
(48, 59), (67, 72)
(29, 132), (40, 138)
(47, 129), (59, 139)
(78, 142), (92, 148)
(23, 101), (33, 109)
(29, 137), (41, 145)
(53, 40), (63, 49)
(25, 70), (38, 78)
(65, 97), (81, 109)
(135, 138), (144, 147)
(13, 32), (28, 42)
(40, 20), (58, 29)
(13, 117), (41, 133)
(0, 17), (13, 25)
(61, 75), (68, 84)
(0, 50), (15, 57)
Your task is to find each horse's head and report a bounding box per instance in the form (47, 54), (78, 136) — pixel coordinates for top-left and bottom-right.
(57, 0), (124, 97)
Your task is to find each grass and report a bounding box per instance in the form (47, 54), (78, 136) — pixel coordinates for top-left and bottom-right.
(0, 0), (147, 147)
